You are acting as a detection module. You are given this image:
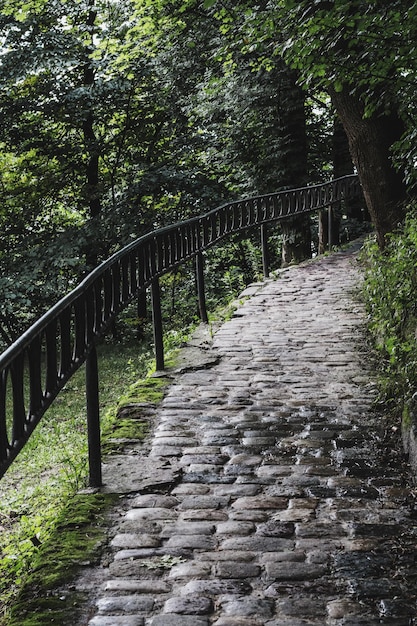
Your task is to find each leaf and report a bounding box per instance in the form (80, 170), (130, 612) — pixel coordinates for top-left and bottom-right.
(333, 79), (343, 92)
(203, 0), (217, 7)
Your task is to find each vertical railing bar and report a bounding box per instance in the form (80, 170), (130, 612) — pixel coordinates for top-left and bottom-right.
(86, 344), (102, 487)
(121, 256), (130, 303)
(261, 223), (270, 279)
(149, 238), (157, 278)
(92, 278), (103, 335)
(193, 222), (200, 253)
(219, 208), (226, 236)
(249, 200), (255, 226)
(103, 269), (112, 319)
(156, 236), (164, 273)
(151, 277), (164, 371)
(163, 233), (170, 271)
(74, 298), (86, 361)
(210, 213), (217, 244)
(59, 308), (71, 379)
(328, 204), (333, 252)
(173, 228), (179, 263)
(254, 198), (260, 225)
(28, 336), (43, 419)
(129, 251), (138, 295)
(45, 320), (58, 395)
(196, 252), (208, 324)
(111, 263), (121, 313)
(11, 354), (25, 444)
(86, 286), (95, 345)
(0, 370), (9, 462)
(183, 226), (189, 258)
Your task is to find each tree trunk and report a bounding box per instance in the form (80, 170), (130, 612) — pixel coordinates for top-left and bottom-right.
(83, 3), (102, 270)
(278, 68), (311, 264)
(332, 117), (367, 222)
(281, 216), (312, 263)
(330, 87), (407, 247)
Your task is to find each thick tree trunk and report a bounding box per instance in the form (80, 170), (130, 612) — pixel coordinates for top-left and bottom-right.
(281, 216), (312, 263)
(332, 117), (367, 222)
(330, 88), (407, 247)
(278, 68), (311, 264)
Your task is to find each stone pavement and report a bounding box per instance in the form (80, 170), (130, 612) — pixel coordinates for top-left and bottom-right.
(80, 243), (417, 626)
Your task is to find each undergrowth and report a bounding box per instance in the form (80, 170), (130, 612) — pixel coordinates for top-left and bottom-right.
(0, 337), (156, 625)
(5, 492), (118, 626)
(361, 208), (417, 419)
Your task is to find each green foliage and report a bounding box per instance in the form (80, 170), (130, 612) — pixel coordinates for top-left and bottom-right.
(5, 492), (118, 626)
(0, 340), (151, 623)
(277, 0), (417, 190)
(361, 209), (417, 410)
(278, 1), (417, 106)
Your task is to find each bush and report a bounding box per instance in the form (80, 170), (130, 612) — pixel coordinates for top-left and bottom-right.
(361, 208), (417, 413)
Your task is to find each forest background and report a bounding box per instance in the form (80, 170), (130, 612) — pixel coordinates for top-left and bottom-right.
(1, 1), (417, 623)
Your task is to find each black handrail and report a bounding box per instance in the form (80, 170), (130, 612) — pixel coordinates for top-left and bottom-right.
(0, 175), (362, 485)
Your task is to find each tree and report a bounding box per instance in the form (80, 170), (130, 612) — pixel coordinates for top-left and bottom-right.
(0, 0), (235, 342)
(278, 0), (417, 246)
(201, 0), (417, 247)
(167, 1), (314, 263)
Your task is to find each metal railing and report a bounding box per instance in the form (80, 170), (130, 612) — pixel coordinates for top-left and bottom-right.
(0, 175), (362, 486)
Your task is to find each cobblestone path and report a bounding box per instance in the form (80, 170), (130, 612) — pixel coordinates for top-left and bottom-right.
(82, 244), (417, 626)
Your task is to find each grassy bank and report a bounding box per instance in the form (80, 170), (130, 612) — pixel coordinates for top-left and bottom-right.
(0, 336), (157, 625)
(360, 210), (417, 421)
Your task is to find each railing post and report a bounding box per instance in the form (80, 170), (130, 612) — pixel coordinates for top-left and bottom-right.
(151, 278), (164, 370)
(261, 223), (270, 278)
(86, 344), (102, 488)
(328, 205), (332, 251)
(195, 252), (208, 324)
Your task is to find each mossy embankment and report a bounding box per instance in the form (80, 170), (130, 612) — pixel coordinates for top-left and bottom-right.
(0, 337), (177, 626)
(360, 212), (417, 474)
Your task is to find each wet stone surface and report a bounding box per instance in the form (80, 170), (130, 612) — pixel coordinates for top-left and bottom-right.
(76, 244), (417, 625)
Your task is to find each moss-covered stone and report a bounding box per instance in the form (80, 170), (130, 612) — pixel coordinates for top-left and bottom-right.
(6, 493), (117, 626)
(100, 375), (171, 453)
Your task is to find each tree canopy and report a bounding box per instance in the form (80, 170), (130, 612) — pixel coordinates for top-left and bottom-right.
(1, 0), (415, 343)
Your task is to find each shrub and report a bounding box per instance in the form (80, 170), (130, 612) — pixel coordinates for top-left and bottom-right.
(361, 208), (417, 413)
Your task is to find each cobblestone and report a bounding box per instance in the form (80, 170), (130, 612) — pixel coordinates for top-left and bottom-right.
(77, 243), (417, 625)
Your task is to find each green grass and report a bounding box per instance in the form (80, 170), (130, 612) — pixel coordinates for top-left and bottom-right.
(6, 492), (118, 626)
(0, 337), (154, 625)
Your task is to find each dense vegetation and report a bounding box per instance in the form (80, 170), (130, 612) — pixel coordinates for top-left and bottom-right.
(1, 0), (417, 622)
(0, 0), (375, 346)
(1, 0), (416, 343)
(362, 216), (417, 420)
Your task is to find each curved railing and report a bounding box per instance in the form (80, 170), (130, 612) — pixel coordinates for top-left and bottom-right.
(0, 174), (362, 485)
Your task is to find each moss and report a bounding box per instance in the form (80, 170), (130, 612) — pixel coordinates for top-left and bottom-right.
(116, 375), (170, 406)
(402, 404), (412, 429)
(101, 375), (171, 453)
(6, 492), (117, 626)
